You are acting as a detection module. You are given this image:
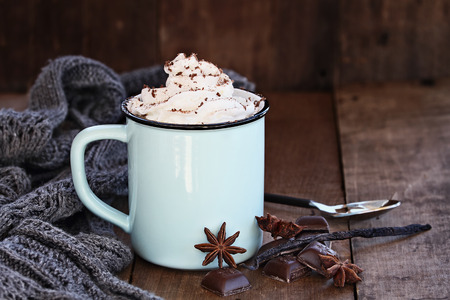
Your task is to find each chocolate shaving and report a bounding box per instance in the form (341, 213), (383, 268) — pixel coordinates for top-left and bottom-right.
(253, 97), (266, 109)
(244, 223), (431, 270)
(170, 108), (192, 114)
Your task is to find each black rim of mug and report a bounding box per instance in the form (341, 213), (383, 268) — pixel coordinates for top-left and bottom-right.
(121, 93), (270, 130)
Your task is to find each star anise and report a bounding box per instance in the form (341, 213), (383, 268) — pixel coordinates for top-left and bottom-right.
(256, 213), (306, 239)
(194, 222), (247, 268)
(318, 254), (363, 287)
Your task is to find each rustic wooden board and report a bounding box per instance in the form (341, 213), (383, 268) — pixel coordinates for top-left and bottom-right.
(337, 0), (450, 85)
(2, 1), (450, 92)
(264, 92), (343, 202)
(0, 0), (159, 92)
(128, 92), (353, 299)
(159, 0), (338, 91)
(1, 0), (338, 92)
(336, 80), (450, 298)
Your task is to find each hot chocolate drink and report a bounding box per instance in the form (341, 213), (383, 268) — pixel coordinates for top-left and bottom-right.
(126, 53), (264, 124)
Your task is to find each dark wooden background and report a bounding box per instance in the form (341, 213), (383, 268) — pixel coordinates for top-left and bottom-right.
(1, 0), (449, 93)
(1, 1), (449, 298)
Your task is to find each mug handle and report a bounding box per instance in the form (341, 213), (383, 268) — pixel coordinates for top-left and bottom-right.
(70, 124), (131, 233)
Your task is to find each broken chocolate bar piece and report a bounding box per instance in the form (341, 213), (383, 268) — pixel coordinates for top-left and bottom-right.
(263, 255), (311, 283)
(297, 241), (338, 276)
(201, 268), (251, 297)
(296, 216), (331, 247)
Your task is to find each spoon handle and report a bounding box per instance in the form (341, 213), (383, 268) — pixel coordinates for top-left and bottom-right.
(264, 193), (315, 209)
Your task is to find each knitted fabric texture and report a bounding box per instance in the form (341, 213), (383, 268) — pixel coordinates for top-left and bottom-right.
(0, 55), (255, 299)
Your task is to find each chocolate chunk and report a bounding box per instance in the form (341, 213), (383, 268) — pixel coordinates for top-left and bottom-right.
(296, 241), (338, 276)
(201, 268), (251, 297)
(295, 216), (331, 247)
(263, 255), (311, 283)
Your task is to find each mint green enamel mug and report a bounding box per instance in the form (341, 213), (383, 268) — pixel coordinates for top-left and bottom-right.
(70, 89), (269, 270)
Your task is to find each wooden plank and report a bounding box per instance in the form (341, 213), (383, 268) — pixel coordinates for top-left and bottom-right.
(0, 0), (159, 92)
(29, 0), (84, 83)
(80, 0), (159, 73)
(159, 0), (338, 91)
(4, 0), (450, 92)
(337, 0), (450, 85)
(129, 92), (352, 299)
(264, 92), (343, 202)
(335, 79), (450, 298)
(0, 0), (36, 92)
(266, 0), (338, 90)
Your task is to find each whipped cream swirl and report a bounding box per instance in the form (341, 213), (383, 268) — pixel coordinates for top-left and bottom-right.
(126, 53), (264, 124)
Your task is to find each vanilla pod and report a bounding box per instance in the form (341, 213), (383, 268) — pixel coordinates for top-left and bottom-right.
(244, 223), (431, 270)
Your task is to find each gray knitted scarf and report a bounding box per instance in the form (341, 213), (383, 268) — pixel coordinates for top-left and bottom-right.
(0, 56), (254, 299)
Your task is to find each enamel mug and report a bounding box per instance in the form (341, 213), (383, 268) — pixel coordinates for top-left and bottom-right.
(70, 89), (269, 270)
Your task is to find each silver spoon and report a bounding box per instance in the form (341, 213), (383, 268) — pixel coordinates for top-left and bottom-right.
(264, 193), (401, 218)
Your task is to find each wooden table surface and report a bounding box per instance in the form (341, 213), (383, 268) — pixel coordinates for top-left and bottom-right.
(1, 79), (448, 299)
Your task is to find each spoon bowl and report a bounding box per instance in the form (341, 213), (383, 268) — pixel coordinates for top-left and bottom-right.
(264, 193), (401, 218)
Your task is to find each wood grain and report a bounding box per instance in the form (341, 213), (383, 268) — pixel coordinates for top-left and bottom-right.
(159, 0), (338, 91)
(264, 92), (343, 203)
(2, 1), (450, 92)
(337, 0), (450, 85)
(336, 79), (450, 299)
(0, 0), (159, 92)
(0, 0), (337, 92)
(78, 0), (159, 72)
